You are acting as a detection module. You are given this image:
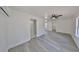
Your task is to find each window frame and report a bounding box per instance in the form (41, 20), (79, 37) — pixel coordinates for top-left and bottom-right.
(76, 16), (79, 38)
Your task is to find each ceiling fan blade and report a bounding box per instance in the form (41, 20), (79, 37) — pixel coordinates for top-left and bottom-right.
(57, 15), (62, 17)
(55, 15), (62, 18)
(0, 7), (9, 16)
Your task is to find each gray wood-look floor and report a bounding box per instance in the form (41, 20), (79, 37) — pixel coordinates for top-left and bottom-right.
(8, 31), (79, 52)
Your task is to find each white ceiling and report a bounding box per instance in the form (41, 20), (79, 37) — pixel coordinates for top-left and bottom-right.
(9, 6), (79, 19)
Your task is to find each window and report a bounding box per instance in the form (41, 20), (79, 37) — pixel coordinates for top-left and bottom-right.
(76, 17), (79, 38)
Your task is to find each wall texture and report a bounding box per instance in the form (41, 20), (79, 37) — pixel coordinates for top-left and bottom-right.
(0, 10), (8, 51)
(56, 18), (73, 34)
(8, 10), (31, 49)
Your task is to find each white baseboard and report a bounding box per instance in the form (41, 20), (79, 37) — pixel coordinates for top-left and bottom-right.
(8, 31), (46, 50)
(8, 39), (30, 50)
(71, 35), (79, 48)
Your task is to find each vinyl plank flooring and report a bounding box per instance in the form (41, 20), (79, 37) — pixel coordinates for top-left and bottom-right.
(8, 31), (79, 52)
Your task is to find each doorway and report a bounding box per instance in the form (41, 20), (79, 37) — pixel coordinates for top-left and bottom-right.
(52, 21), (56, 31)
(30, 19), (37, 39)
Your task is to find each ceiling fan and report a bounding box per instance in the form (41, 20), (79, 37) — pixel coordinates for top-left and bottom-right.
(45, 14), (63, 19)
(50, 14), (62, 19)
(44, 9), (63, 20)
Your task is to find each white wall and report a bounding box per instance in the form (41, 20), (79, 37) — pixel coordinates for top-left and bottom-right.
(8, 10), (31, 49)
(56, 18), (73, 34)
(8, 9), (46, 49)
(0, 8), (47, 50)
(0, 10), (8, 51)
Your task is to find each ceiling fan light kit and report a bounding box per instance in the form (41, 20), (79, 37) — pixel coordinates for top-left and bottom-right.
(51, 14), (62, 19)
